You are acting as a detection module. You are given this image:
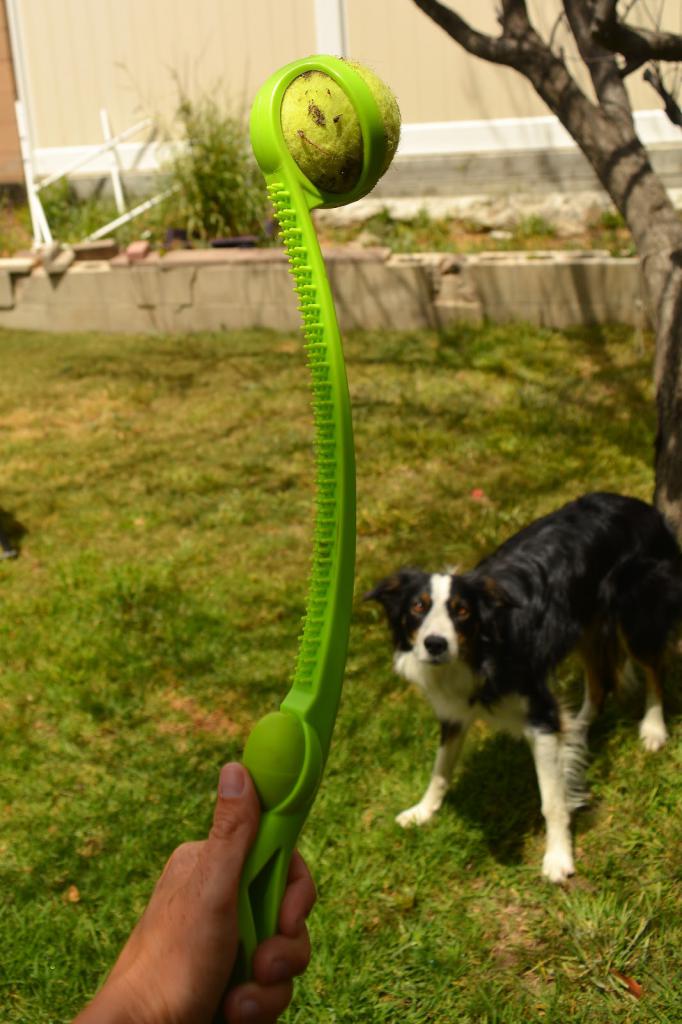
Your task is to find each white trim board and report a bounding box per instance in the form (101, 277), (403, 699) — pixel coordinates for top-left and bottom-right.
(398, 109), (682, 157)
(314, 0), (348, 56)
(31, 109), (681, 181)
(32, 141), (176, 180)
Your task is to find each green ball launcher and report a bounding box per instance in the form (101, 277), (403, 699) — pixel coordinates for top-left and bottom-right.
(226, 55), (397, 992)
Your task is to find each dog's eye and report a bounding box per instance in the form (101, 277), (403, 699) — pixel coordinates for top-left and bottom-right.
(450, 600), (470, 621)
(411, 595), (431, 616)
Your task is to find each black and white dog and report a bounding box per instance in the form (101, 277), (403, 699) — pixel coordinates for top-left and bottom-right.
(366, 493), (682, 883)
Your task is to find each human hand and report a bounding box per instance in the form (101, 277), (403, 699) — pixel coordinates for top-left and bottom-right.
(74, 762), (316, 1024)
(220, 849), (315, 1023)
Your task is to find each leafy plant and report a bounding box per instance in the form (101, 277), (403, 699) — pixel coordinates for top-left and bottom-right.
(514, 214), (557, 240)
(591, 207), (636, 257)
(0, 189), (32, 254)
(39, 179), (119, 242)
(598, 209), (627, 232)
(159, 88), (268, 242)
(37, 178), (169, 247)
(329, 206), (455, 252)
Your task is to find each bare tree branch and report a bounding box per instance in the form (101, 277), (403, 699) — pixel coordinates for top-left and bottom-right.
(411, 1), (680, 223)
(620, 56), (647, 79)
(593, 0), (618, 28)
(592, 3), (682, 62)
(563, 0), (631, 124)
(498, 0), (530, 39)
(548, 10), (568, 57)
(410, 0), (523, 66)
(644, 65), (682, 128)
(410, 1), (607, 166)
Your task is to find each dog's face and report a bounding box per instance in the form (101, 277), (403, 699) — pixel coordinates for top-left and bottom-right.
(365, 569), (481, 665)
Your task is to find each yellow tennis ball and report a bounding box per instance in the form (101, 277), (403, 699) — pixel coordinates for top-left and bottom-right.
(280, 60), (400, 194)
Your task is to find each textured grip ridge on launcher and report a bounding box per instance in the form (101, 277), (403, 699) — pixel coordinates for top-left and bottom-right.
(227, 55), (390, 991)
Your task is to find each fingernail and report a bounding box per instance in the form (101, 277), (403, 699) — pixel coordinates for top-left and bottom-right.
(219, 763), (246, 799)
(237, 997), (260, 1020)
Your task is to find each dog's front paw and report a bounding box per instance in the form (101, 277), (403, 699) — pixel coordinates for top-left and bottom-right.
(396, 803), (435, 828)
(639, 719), (668, 752)
(542, 847), (575, 884)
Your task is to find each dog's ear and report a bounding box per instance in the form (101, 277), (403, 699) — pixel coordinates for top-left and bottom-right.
(364, 569), (421, 620)
(480, 576), (515, 608)
(364, 571), (405, 606)
(473, 576), (516, 644)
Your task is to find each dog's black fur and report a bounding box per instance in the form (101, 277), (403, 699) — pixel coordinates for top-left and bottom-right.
(452, 491), (682, 725)
(373, 493), (682, 731)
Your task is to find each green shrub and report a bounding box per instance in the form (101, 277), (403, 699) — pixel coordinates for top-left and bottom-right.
(514, 214), (557, 240)
(0, 190), (32, 253)
(39, 179), (120, 243)
(160, 90), (268, 242)
(37, 179), (170, 247)
(598, 208), (627, 231)
(351, 207), (454, 252)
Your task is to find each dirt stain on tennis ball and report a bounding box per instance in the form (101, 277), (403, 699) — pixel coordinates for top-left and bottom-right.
(281, 61), (400, 194)
(308, 101), (326, 127)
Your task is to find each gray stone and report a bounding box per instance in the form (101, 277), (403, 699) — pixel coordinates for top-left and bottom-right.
(44, 248), (75, 275)
(72, 239), (119, 261)
(0, 270), (14, 308)
(0, 256), (36, 274)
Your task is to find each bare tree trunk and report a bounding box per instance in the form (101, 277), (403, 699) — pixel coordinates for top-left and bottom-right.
(411, 0), (682, 536)
(651, 250), (682, 534)
(573, 111), (682, 536)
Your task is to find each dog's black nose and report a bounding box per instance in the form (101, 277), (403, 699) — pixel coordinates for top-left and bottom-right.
(424, 634), (448, 657)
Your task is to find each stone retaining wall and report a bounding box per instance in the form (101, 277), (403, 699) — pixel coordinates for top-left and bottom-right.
(0, 246), (647, 336)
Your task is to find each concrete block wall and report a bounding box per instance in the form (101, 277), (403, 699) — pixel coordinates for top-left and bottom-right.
(0, 247), (648, 336)
(465, 251), (645, 328)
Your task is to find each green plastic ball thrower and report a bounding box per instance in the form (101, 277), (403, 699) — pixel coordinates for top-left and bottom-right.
(223, 55), (397, 990)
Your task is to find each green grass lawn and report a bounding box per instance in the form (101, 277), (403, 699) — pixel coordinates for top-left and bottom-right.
(1, 323), (680, 1023)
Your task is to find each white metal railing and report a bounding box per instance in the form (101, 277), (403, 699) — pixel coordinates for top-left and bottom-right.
(14, 101), (173, 248)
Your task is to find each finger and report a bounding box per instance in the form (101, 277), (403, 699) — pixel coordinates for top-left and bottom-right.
(278, 851), (316, 937)
(223, 979), (294, 1024)
(200, 763), (261, 905)
(158, 840), (202, 883)
(251, 926), (311, 986)
(211, 764), (260, 841)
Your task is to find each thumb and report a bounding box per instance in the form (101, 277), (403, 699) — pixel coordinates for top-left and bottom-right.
(202, 762), (261, 902)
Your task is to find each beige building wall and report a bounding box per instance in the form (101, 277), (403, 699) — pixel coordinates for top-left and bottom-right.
(16, 0), (317, 148)
(5, 0), (681, 182)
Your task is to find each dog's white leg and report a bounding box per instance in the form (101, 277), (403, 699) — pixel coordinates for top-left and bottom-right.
(639, 667), (668, 752)
(396, 721), (468, 828)
(526, 727), (575, 883)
